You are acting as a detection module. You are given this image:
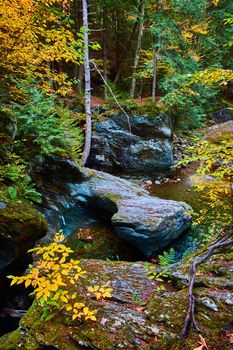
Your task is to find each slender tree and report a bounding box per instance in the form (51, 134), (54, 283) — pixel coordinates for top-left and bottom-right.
(103, 7), (108, 99)
(152, 49), (157, 103)
(81, 0), (92, 165)
(130, 0), (145, 98)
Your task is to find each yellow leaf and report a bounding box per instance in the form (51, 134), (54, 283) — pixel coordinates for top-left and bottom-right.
(85, 315), (97, 321)
(60, 296), (68, 303)
(25, 279), (32, 288)
(83, 307), (89, 315)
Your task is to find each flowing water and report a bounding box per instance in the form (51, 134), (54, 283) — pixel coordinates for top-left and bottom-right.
(148, 165), (222, 260)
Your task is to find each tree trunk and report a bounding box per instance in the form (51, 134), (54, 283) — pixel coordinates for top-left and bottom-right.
(130, 0), (144, 99)
(103, 8), (108, 100)
(114, 20), (138, 84)
(152, 50), (157, 103)
(78, 64), (84, 93)
(73, 0), (84, 94)
(81, 0), (92, 165)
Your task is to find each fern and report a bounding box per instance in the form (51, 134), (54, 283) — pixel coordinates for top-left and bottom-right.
(158, 248), (176, 266)
(13, 87), (84, 158)
(20, 175), (42, 203)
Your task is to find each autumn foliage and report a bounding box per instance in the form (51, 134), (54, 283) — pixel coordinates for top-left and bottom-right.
(8, 232), (112, 322)
(0, 0), (83, 94)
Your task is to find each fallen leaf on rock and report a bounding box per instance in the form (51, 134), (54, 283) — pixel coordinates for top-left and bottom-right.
(194, 335), (209, 350)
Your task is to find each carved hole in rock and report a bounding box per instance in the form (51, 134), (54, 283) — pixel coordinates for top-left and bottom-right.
(43, 199), (144, 262)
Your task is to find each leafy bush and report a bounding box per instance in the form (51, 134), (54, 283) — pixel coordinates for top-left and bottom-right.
(13, 87), (84, 158)
(160, 74), (218, 129)
(0, 153), (42, 203)
(8, 232), (112, 322)
(176, 137), (233, 230)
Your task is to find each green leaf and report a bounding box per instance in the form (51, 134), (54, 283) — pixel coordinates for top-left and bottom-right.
(8, 186), (17, 200)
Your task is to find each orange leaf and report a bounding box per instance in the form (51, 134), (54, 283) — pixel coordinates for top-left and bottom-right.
(194, 335), (209, 350)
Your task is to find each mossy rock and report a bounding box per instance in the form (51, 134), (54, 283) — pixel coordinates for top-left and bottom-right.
(0, 202), (48, 271)
(0, 244), (232, 349)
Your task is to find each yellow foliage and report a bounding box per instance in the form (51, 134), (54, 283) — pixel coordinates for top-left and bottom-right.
(0, 0), (83, 94)
(187, 69), (233, 86)
(8, 232), (112, 322)
(177, 138), (233, 230)
(191, 22), (209, 35)
(182, 30), (194, 41)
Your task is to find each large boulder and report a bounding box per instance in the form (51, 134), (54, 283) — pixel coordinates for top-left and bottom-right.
(1, 239), (232, 349)
(205, 120), (233, 142)
(212, 105), (233, 123)
(31, 155), (192, 257)
(0, 202), (48, 272)
(86, 114), (173, 176)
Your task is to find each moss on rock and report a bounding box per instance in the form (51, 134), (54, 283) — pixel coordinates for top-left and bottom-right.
(0, 202), (48, 271)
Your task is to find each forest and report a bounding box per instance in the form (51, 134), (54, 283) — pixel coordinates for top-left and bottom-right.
(0, 0), (232, 349)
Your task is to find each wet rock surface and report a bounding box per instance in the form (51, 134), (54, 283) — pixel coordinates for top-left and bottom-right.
(86, 114), (173, 176)
(31, 155), (192, 257)
(0, 242), (232, 350)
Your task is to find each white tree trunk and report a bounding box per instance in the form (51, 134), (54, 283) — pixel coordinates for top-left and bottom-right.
(130, 1), (144, 99)
(81, 0), (92, 165)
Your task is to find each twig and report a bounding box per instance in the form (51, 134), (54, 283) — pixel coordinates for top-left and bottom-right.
(181, 225), (233, 339)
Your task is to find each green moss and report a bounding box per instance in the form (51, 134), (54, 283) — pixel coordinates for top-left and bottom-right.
(103, 193), (121, 202)
(0, 203), (48, 238)
(0, 329), (22, 350)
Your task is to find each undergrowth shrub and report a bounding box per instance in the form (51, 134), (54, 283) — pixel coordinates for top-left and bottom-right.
(0, 153), (42, 203)
(176, 137), (233, 230)
(13, 87), (84, 158)
(8, 232), (112, 322)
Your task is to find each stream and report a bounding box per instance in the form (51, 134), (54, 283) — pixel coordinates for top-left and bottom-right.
(148, 165), (209, 260)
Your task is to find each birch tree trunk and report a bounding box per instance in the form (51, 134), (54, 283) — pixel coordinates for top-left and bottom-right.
(152, 50), (157, 103)
(78, 64), (84, 93)
(130, 0), (144, 99)
(81, 0), (92, 165)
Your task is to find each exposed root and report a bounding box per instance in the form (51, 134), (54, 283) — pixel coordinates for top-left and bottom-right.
(181, 224), (233, 339)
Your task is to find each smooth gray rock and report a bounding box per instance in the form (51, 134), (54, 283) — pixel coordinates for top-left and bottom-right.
(86, 114), (173, 176)
(32, 155), (192, 257)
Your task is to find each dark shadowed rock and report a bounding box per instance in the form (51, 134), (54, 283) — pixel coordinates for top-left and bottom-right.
(0, 110), (17, 165)
(31, 155), (192, 257)
(212, 106), (233, 123)
(86, 114), (173, 176)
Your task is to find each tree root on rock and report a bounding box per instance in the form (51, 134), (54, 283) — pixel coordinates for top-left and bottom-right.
(181, 224), (233, 339)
